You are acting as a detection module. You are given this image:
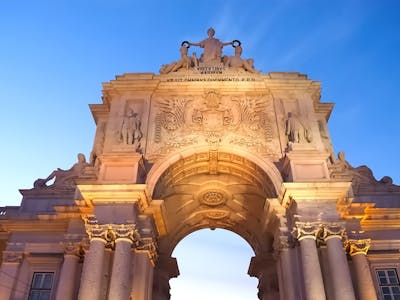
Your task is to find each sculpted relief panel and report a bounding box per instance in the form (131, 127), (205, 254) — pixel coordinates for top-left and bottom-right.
(146, 91), (281, 161)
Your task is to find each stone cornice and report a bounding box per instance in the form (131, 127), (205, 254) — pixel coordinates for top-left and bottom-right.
(278, 182), (352, 208)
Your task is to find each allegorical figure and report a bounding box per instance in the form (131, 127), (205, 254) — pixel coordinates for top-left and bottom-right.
(159, 44), (195, 74)
(224, 45), (257, 73)
(285, 112), (312, 143)
(34, 153), (89, 188)
(187, 27), (233, 65)
(120, 109), (143, 146)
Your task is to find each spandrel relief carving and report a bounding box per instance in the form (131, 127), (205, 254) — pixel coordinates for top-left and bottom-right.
(148, 92), (280, 160)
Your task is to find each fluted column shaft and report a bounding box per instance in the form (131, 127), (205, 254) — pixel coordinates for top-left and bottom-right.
(77, 238), (106, 300)
(295, 222), (326, 300)
(55, 251), (80, 300)
(109, 238), (133, 300)
(348, 239), (377, 300)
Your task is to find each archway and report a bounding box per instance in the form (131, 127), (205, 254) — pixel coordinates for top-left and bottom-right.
(149, 151), (282, 299)
(170, 229), (258, 300)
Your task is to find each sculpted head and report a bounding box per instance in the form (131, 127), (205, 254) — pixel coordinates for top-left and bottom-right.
(207, 27), (215, 37)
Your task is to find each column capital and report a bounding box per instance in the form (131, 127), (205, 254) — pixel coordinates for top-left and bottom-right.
(293, 222), (323, 241)
(137, 237), (158, 266)
(83, 215), (141, 248)
(64, 241), (84, 258)
(322, 222), (346, 241)
(2, 251), (23, 264)
(346, 239), (371, 256)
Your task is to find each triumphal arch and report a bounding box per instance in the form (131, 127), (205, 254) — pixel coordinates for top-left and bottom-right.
(1, 29), (400, 300)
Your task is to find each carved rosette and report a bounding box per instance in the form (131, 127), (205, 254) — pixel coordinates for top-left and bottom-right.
(293, 222), (323, 241)
(199, 190), (226, 206)
(346, 239), (371, 256)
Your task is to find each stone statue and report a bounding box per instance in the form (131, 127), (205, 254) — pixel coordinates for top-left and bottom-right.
(224, 45), (257, 73)
(159, 44), (195, 74)
(285, 112), (312, 143)
(89, 121), (105, 168)
(187, 27), (233, 65)
(120, 109), (143, 147)
(34, 153), (89, 188)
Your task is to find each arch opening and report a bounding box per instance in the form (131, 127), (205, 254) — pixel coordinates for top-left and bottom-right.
(169, 228), (258, 300)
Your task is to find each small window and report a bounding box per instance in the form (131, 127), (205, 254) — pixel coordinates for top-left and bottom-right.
(28, 272), (54, 300)
(376, 269), (400, 300)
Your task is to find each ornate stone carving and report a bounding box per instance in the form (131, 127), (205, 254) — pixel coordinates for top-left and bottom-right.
(285, 112), (312, 144)
(321, 222), (346, 241)
(34, 153), (90, 188)
(137, 237), (158, 265)
(83, 216), (141, 249)
(64, 241), (84, 257)
(293, 222), (323, 241)
(149, 93), (278, 160)
(205, 210), (230, 220)
(159, 28), (259, 75)
(199, 190), (226, 206)
(346, 239), (371, 256)
(328, 151), (400, 194)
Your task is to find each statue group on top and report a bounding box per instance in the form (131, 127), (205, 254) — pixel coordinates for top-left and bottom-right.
(160, 28), (258, 74)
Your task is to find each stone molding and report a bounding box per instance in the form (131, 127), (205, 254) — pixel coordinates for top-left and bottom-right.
(2, 251), (23, 263)
(346, 238), (371, 256)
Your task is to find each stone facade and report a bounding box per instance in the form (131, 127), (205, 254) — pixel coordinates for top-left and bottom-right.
(1, 29), (400, 300)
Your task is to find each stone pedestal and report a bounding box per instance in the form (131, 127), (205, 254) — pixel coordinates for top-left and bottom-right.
(77, 238), (106, 300)
(55, 248), (80, 300)
(109, 238), (133, 300)
(348, 239), (377, 300)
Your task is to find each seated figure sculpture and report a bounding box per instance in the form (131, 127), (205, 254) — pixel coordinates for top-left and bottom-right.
(224, 45), (258, 73)
(159, 44), (195, 74)
(34, 153), (89, 188)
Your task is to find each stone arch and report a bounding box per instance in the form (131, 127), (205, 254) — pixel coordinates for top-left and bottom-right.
(146, 145), (283, 198)
(149, 147), (282, 299)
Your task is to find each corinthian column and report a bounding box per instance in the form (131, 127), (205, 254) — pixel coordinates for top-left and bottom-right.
(347, 239), (377, 300)
(55, 242), (81, 300)
(273, 235), (299, 300)
(323, 223), (355, 300)
(108, 224), (139, 300)
(294, 222), (326, 300)
(78, 223), (108, 300)
(131, 238), (158, 300)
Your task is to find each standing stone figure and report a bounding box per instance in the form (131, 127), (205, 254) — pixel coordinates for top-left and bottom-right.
(120, 109), (143, 146)
(187, 27), (233, 65)
(285, 112), (312, 143)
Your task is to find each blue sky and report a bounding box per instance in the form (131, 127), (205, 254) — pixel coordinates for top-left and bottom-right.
(1, 1), (399, 298)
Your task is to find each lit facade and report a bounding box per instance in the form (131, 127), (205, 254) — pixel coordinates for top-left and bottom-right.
(1, 30), (400, 300)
